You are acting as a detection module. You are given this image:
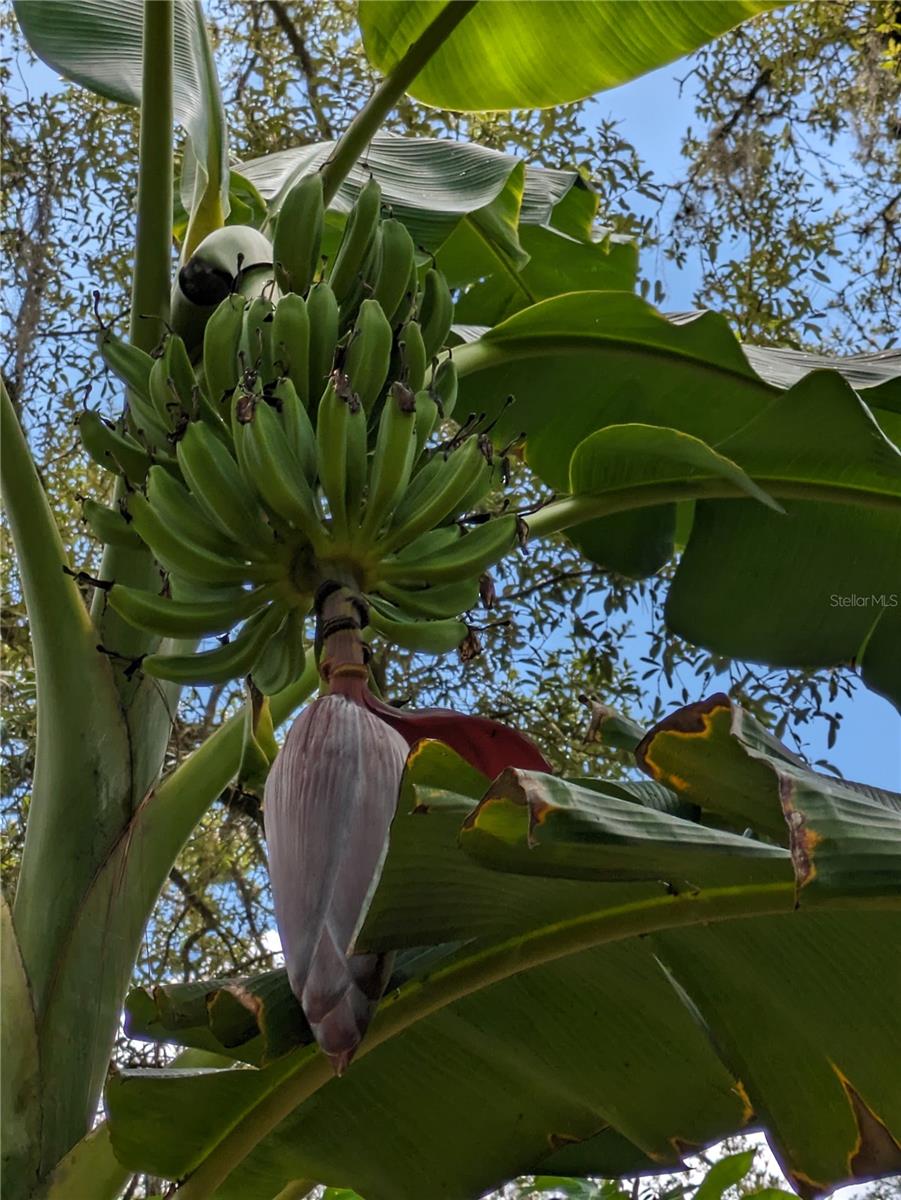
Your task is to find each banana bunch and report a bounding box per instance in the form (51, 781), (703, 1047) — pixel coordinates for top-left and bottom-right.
(89, 174), (517, 690)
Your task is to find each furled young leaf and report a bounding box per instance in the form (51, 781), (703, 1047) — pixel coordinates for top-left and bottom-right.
(358, 1), (781, 110)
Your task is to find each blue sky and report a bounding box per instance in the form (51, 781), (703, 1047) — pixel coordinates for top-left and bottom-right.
(9, 33), (899, 792)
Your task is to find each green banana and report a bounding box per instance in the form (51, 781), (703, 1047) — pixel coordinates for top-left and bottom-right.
(418, 267), (454, 359)
(344, 298), (393, 414)
(380, 514), (517, 584)
(271, 293), (310, 405)
(431, 356), (458, 420)
(203, 293), (246, 409)
(127, 489), (277, 584)
(79, 410), (152, 482)
(168, 575), (246, 603)
(241, 399), (327, 551)
(142, 601), (286, 685)
(273, 172), (324, 296)
(394, 525), (462, 562)
(109, 580), (275, 638)
(379, 435), (488, 554)
(176, 420), (273, 548)
(358, 382), (417, 541)
(315, 374), (350, 537)
(82, 498), (143, 550)
(163, 334), (197, 409)
(239, 296), (276, 383)
(305, 280), (339, 406)
(398, 319), (427, 392)
(377, 577), (480, 619)
(251, 605), (308, 694)
(146, 464), (247, 559)
(237, 683), (279, 797)
(370, 218), (416, 324)
(344, 389), (368, 525)
(326, 177), (381, 305)
(273, 376), (317, 484)
(412, 387), (440, 459)
(366, 597), (466, 654)
(97, 329), (169, 448)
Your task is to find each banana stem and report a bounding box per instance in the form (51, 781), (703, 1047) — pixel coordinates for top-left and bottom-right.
(319, 1), (478, 205)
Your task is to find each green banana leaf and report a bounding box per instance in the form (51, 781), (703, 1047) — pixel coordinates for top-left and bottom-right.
(238, 135), (637, 294)
(454, 294), (901, 700)
(358, 1), (781, 110)
(13, 0), (228, 248)
(106, 711), (901, 1200)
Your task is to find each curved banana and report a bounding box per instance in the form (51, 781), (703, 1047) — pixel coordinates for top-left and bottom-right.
(345, 298), (392, 414)
(142, 601), (286, 685)
(418, 267), (454, 359)
(251, 605), (309, 694)
(344, 390), (368, 526)
(398, 319), (427, 392)
(109, 580), (275, 638)
(366, 597), (466, 654)
(273, 173), (324, 296)
(412, 387), (439, 459)
(326, 177), (381, 305)
(306, 280), (340, 407)
(203, 293), (246, 410)
(82, 498), (144, 550)
(431, 356), (458, 420)
(379, 435), (487, 554)
(358, 382), (417, 541)
(127, 490), (276, 584)
(316, 374), (351, 537)
(176, 419), (273, 549)
(239, 296), (276, 383)
(380, 514), (517, 585)
(273, 376), (317, 484)
(241, 399), (327, 551)
(79, 410), (153, 482)
(97, 329), (169, 448)
(146, 464), (247, 560)
(272, 293), (310, 405)
(370, 218), (415, 325)
(376, 577), (480, 619)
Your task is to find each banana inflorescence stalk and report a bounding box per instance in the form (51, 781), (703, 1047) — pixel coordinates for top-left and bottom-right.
(88, 173), (521, 692)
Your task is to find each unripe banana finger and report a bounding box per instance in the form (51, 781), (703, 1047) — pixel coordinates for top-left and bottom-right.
(82, 498), (143, 550)
(345, 298), (392, 415)
(371, 218), (416, 325)
(273, 376), (317, 484)
(203, 293), (246, 410)
(398, 319), (427, 392)
(109, 581), (276, 637)
(431, 357), (458, 420)
(380, 514), (517, 585)
(327, 176), (381, 305)
(142, 602), (286, 685)
(273, 172), (324, 296)
(242, 399), (328, 552)
(272, 293), (311, 405)
(79, 410), (153, 483)
(306, 280), (339, 407)
(251, 606), (309, 694)
(239, 297), (276, 384)
(418, 267), (454, 359)
(128, 490), (279, 584)
(176, 419), (274, 548)
(358, 381), (417, 541)
(376, 577), (481, 619)
(366, 598), (466, 654)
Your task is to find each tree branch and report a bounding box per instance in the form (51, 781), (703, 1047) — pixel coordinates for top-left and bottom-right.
(265, 0), (334, 140)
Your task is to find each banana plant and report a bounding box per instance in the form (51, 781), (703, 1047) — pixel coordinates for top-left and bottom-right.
(3, 3), (900, 1200)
